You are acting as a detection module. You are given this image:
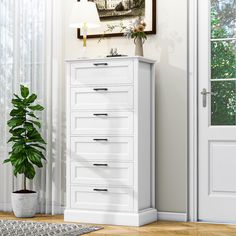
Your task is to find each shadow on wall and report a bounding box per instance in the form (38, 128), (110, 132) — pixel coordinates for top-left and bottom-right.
(154, 28), (187, 213)
(29, 103), (67, 214)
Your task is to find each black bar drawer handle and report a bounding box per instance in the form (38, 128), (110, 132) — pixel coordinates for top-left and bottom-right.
(93, 113), (108, 116)
(93, 63), (108, 66)
(93, 139), (108, 142)
(93, 88), (108, 91)
(93, 163), (108, 167)
(93, 189), (108, 192)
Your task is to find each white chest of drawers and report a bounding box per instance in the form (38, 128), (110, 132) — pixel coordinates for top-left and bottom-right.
(64, 57), (157, 226)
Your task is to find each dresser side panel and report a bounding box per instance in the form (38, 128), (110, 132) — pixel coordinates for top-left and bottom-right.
(137, 61), (152, 211)
(66, 62), (72, 209)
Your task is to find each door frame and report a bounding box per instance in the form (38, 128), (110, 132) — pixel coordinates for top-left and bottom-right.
(188, 0), (199, 222)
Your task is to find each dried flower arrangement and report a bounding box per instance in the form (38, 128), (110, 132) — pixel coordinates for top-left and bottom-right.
(123, 17), (147, 42)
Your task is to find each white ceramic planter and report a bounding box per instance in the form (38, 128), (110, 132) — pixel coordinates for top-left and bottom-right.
(11, 192), (38, 218)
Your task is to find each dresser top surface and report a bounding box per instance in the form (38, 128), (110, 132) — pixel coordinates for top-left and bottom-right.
(65, 56), (156, 64)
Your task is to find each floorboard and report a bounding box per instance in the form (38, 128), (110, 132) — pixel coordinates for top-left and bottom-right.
(0, 212), (236, 235)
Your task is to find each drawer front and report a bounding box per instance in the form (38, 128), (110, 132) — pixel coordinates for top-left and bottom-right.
(71, 86), (133, 110)
(71, 162), (133, 186)
(71, 137), (134, 162)
(70, 61), (133, 86)
(71, 186), (133, 212)
(71, 112), (133, 135)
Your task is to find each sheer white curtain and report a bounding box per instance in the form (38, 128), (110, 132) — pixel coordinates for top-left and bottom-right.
(0, 0), (65, 214)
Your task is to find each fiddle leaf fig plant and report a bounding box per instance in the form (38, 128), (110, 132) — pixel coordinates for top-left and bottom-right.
(4, 85), (46, 191)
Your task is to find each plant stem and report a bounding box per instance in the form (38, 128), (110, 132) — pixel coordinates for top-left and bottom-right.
(24, 175), (26, 191)
(23, 106), (27, 191)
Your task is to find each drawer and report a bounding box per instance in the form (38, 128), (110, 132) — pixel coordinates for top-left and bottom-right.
(70, 60), (133, 86)
(71, 186), (133, 212)
(71, 162), (133, 186)
(71, 112), (133, 135)
(71, 137), (133, 162)
(71, 86), (133, 110)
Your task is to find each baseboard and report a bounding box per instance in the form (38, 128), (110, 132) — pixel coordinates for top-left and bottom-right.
(53, 206), (65, 215)
(0, 203), (12, 212)
(157, 211), (187, 222)
(65, 208), (157, 226)
(37, 205), (65, 214)
(40, 206), (65, 215)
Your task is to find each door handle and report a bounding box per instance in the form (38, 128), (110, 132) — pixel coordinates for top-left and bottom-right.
(201, 88), (212, 107)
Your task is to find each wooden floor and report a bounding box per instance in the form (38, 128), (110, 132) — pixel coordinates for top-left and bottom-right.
(0, 212), (236, 235)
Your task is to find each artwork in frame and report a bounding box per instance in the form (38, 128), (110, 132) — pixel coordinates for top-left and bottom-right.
(77, 0), (156, 38)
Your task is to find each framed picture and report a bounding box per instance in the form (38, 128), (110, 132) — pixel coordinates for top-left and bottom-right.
(77, 0), (156, 38)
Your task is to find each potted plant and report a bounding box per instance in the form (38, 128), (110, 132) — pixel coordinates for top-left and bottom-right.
(124, 17), (147, 57)
(4, 85), (46, 218)
(99, 16), (147, 56)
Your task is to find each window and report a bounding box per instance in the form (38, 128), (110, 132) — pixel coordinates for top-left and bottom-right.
(211, 0), (236, 125)
(0, 0), (45, 166)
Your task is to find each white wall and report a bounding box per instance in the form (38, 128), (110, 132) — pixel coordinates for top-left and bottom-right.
(64, 0), (188, 213)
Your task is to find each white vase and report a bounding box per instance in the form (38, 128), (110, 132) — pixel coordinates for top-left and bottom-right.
(12, 192), (38, 218)
(135, 37), (144, 57)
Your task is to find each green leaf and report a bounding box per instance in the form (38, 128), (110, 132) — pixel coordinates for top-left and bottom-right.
(13, 94), (21, 100)
(24, 150), (46, 168)
(27, 112), (38, 119)
(24, 122), (34, 131)
(9, 154), (21, 166)
(9, 128), (25, 135)
(24, 162), (36, 179)
(27, 128), (41, 139)
(8, 134), (25, 143)
(20, 85), (29, 98)
(29, 120), (41, 128)
(14, 161), (25, 175)
(13, 168), (18, 177)
(7, 117), (25, 127)
(27, 129), (46, 144)
(36, 139), (46, 145)
(28, 104), (44, 111)
(3, 159), (11, 164)
(10, 109), (26, 117)
(27, 150), (43, 168)
(27, 146), (46, 160)
(11, 99), (22, 107)
(30, 144), (46, 150)
(14, 155), (27, 167)
(26, 94), (37, 104)
(7, 137), (19, 143)
(12, 143), (25, 153)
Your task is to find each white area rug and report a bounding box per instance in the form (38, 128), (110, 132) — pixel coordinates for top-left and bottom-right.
(0, 220), (102, 236)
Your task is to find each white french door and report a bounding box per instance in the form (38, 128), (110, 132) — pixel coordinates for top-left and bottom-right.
(198, 0), (236, 222)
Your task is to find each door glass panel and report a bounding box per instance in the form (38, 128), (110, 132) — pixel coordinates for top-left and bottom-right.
(211, 80), (236, 125)
(211, 0), (236, 39)
(210, 0), (236, 125)
(211, 40), (236, 79)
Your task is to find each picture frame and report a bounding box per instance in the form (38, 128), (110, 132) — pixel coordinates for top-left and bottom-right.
(77, 0), (156, 39)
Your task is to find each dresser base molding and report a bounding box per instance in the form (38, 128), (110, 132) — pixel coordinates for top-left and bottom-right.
(64, 208), (157, 226)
